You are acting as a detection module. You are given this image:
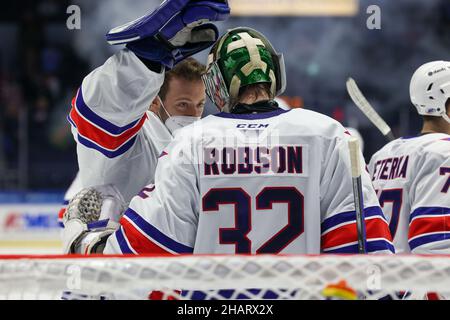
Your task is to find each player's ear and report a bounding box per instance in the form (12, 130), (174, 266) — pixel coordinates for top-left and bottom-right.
(149, 97), (161, 113)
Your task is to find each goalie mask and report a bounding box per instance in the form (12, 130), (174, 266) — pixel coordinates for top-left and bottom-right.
(202, 27), (286, 112)
(410, 60), (450, 124)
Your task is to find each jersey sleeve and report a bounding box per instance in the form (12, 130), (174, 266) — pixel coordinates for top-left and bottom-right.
(68, 49), (165, 202)
(104, 134), (200, 255)
(408, 141), (450, 254)
(319, 129), (394, 254)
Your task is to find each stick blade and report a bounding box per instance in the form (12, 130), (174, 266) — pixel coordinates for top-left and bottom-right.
(346, 78), (395, 141)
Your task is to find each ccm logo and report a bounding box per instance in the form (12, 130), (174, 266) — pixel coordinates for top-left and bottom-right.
(236, 124), (269, 129)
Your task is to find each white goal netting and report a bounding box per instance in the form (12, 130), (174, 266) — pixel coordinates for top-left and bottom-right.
(1, 254), (450, 300)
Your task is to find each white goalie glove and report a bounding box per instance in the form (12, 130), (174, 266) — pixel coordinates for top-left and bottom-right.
(62, 184), (127, 254)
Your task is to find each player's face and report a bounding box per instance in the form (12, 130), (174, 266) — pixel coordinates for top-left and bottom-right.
(161, 77), (206, 121)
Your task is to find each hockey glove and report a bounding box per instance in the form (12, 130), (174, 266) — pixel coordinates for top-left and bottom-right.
(62, 184), (127, 254)
(107, 0), (230, 69)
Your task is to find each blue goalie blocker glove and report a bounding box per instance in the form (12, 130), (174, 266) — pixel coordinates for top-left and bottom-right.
(126, 23), (219, 69)
(106, 0), (230, 69)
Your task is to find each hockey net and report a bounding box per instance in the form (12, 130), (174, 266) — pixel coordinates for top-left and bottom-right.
(1, 254), (450, 300)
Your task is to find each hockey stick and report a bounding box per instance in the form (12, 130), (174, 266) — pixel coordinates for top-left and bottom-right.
(346, 78), (395, 142)
(348, 137), (367, 253)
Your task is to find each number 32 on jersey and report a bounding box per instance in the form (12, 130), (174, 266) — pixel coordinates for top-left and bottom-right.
(202, 187), (304, 254)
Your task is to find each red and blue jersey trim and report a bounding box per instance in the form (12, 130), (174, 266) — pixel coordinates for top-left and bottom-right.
(57, 200), (70, 228)
(409, 233), (450, 251)
(323, 239), (395, 254)
(115, 226), (136, 254)
(408, 207), (450, 250)
(67, 88), (147, 158)
(321, 206), (394, 253)
(118, 208), (194, 255)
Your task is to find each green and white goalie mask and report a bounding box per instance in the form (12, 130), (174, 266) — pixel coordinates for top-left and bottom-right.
(202, 27), (287, 112)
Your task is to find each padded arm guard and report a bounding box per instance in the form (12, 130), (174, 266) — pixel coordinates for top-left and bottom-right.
(62, 185), (127, 254)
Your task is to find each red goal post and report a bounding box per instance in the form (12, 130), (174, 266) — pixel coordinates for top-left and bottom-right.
(0, 254), (449, 300)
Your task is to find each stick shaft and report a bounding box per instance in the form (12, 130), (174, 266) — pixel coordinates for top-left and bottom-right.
(348, 137), (367, 253)
(352, 177), (367, 253)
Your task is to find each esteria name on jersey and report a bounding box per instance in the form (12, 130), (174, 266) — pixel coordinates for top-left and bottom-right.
(202, 145), (309, 177)
(371, 156), (409, 182)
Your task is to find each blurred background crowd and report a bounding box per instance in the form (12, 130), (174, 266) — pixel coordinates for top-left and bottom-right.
(0, 0), (449, 192)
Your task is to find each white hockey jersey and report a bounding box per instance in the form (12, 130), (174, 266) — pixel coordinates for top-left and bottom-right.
(369, 133), (450, 254)
(105, 108), (394, 255)
(67, 49), (172, 203)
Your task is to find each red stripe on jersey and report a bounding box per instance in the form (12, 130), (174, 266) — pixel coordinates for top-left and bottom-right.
(322, 218), (392, 250)
(69, 105), (147, 151)
(408, 216), (450, 240)
(58, 208), (66, 221)
(120, 216), (173, 255)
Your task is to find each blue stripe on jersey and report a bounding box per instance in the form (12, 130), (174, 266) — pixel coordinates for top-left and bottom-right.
(400, 135), (421, 140)
(324, 239), (395, 254)
(213, 108), (289, 120)
(124, 208), (194, 254)
(409, 233), (450, 251)
(321, 206), (384, 233)
(63, 200), (69, 205)
(67, 114), (137, 158)
(116, 227), (134, 254)
(75, 129), (137, 158)
(409, 207), (450, 222)
(75, 88), (141, 135)
(87, 219), (110, 230)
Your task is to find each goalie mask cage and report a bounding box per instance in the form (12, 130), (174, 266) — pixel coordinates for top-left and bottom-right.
(1, 254), (450, 300)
